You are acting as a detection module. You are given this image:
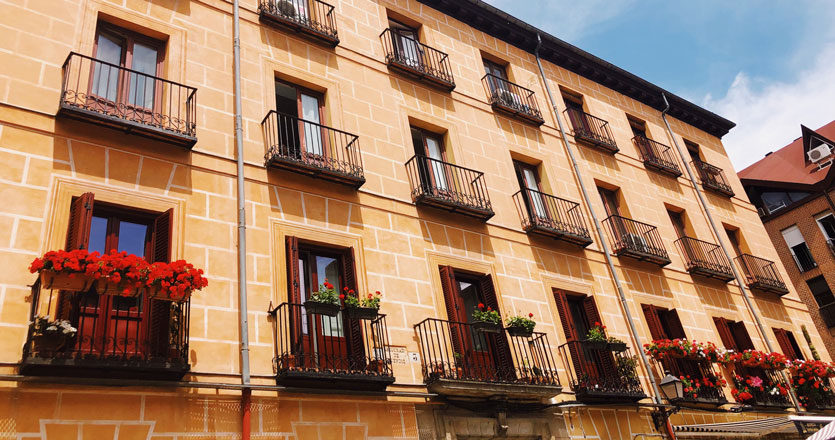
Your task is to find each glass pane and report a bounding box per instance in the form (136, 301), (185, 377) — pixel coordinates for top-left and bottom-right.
(127, 43), (158, 108)
(425, 136), (447, 190)
(395, 30), (421, 66)
(299, 258), (308, 334)
(117, 221), (148, 258)
(459, 280), (486, 351)
(300, 93), (323, 155)
(315, 255), (342, 337)
(522, 168), (547, 217)
(88, 216), (108, 254)
(92, 33), (123, 101)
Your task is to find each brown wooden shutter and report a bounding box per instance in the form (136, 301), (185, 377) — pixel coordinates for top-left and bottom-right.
(479, 274), (515, 381)
(642, 304), (666, 340)
(342, 248), (366, 369)
(148, 208), (174, 358)
(285, 236), (302, 354)
(664, 309), (687, 339)
(786, 331), (805, 360)
(583, 295), (616, 378)
(773, 328), (796, 358)
(439, 266), (465, 356)
(730, 321), (755, 351)
(713, 317), (736, 350)
(57, 193), (95, 320)
(553, 289), (579, 341)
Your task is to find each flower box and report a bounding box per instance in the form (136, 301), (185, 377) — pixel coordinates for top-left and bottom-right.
(506, 325), (533, 338)
(472, 321), (502, 334)
(95, 281), (141, 297)
(343, 306), (379, 320)
(146, 286), (191, 302)
(40, 271), (94, 292)
(583, 340), (608, 350)
(32, 333), (71, 354)
(303, 300), (340, 317)
(608, 342), (628, 353)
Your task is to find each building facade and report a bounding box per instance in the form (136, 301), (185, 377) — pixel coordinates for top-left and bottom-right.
(0, 0), (830, 439)
(740, 121), (835, 361)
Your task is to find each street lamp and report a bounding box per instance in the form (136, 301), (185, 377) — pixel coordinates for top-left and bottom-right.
(651, 373), (682, 432)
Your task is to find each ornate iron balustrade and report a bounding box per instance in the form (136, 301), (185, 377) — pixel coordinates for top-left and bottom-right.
(692, 160), (734, 197)
(563, 108), (618, 153)
(258, 0), (339, 47)
(558, 340), (645, 403)
(602, 215), (670, 266)
(405, 155), (494, 221)
(820, 302), (835, 328)
(20, 278), (190, 380)
(269, 302), (394, 390)
(651, 357), (727, 406)
(733, 367), (793, 408)
(262, 110), (365, 188)
(734, 254), (789, 295)
(675, 236), (734, 282)
(380, 28), (455, 91)
(414, 318), (561, 394)
(633, 135), (682, 177)
(59, 52), (197, 148)
(512, 189), (592, 247)
(481, 74), (544, 125)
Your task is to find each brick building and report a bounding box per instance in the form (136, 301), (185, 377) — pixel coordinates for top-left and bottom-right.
(740, 121), (835, 359)
(0, 0), (830, 439)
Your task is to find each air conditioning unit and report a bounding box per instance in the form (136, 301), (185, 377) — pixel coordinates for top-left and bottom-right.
(808, 144), (833, 163)
(622, 233), (649, 253)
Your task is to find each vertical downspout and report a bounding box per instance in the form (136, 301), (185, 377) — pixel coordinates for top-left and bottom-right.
(532, 35), (665, 407)
(232, 0), (252, 438)
(660, 93), (800, 411)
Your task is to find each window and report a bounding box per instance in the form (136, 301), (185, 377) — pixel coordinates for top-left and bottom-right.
(554, 290), (604, 342)
(781, 225), (817, 272)
(773, 328), (804, 360)
(554, 290), (617, 385)
(713, 318), (755, 352)
(684, 140), (702, 163)
(597, 186), (621, 218)
(816, 214), (835, 242)
(275, 79), (325, 157)
(92, 23), (164, 111)
(514, 161), (547, 218)
(642, 304), (687, 340)
(410, 126), (448, 191)
(58, 192), (173, 357)
(483, 59), (507, 81)
(807, 276), (835, 307)
(725, 227), (744, 256)
(760, 191), (810, 214)
(387, 18), (421, 67)
(667, 210), (687, 240)
(627, 116), (648, 139)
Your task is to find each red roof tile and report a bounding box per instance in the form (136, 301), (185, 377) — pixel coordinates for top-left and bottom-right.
(738, 120), (835, 186)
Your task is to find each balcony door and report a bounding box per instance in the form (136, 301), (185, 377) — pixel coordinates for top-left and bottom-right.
(275, 80), (326, 161)
(642, 305), (703, 381)
(514, 161), (548, 219)
(554, 290), (615, 386)
(563, 96), (590, 134)
(483, 60), (510, 99)
(388, 19), (422, 68)
(90, 25), (163, 119)
(439, 266), (513, 381)
(411, 127), (449, 194)
(59, 193), (172, 359)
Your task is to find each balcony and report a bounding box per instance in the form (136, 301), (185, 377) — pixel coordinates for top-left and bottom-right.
(800, 378), (835, 410)
(734, 254), (790, 295)
(269, 302), (395, 391)
(262, 111), (365, 188)
(258, 0), (339, 47)
(512, 189), (592, 247)
(558, 341), (645, 403)
(692, 161), (734, 197)
(602, 215), (671, 266)
(821, 302), (835, 328)
(20, 278), (190, 380)
(481, 74), (544, 125)
(652, 358), (727, 407)
(633, 136), (682, 177)
(563, 108), (618, 154)
(675, 236), (735, 282)
(405, 155), (494, 221)
(733, 367), (793, 409)
(380, 28), (455, 92)
(58, 52), (197, 148)
(414, 318), (561, 401)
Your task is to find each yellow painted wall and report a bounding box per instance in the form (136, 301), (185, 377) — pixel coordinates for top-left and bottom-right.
(0, 0), (827, 438)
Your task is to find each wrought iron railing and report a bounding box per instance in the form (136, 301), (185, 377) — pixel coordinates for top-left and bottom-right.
(675, 236), (734, 280)
(414, 318), (560, 387)
(380, 28), (455, 90)
(734, 254), (789, 294)
(405, 155), (493, 219)
(733, 367), (793, 408)
(820, 302), (835, 328)
(563, 108), (618, 153)
(828, 239), (835, 259)
(651, 358), (727, 405)
(692, 160), (734, 197)
(792, 246), (817, 272)
(799, 377), (835, 410)
(633, 135), (681, 176)
(258, 0), (338, 44)
(481, 74), (543, 123)
(269, 302), (393, 381)
(60, 52), (196, 140)
(602, 215), (670, 264)
(262, 110), (364, 186)
(21, 278), (189, 374)
(512, 189), (591, 245)
(558, 341), (644, 401)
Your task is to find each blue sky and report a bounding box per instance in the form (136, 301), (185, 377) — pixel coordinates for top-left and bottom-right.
(483, 0), (835, 169)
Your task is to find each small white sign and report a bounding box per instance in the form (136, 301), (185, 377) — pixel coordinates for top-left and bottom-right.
(390, 346), (408, 364)
(409, 352), (421, 363)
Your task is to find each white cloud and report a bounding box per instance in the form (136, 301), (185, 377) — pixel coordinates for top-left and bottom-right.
(703, 43), (835, 170)
(482, 0), (635, 42)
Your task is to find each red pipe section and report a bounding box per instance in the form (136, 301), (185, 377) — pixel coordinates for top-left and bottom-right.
(242, 388), (251, 440)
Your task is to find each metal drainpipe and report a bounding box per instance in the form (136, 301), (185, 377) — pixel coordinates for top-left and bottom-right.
(232, 0), (252, 437)
(659, 93), (800, 411)
(533, 35), (664, 406)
